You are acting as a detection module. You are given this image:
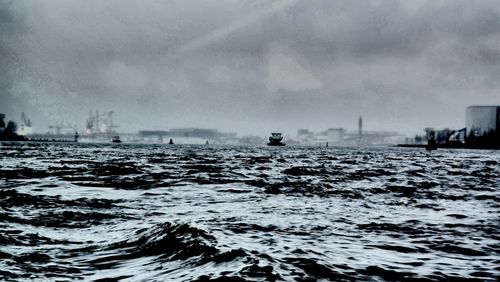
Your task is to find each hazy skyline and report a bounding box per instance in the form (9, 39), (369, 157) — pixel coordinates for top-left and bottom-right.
(1, 0), (499, 136)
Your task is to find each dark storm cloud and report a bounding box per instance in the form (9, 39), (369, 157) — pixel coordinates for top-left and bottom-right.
(1, 0), (499, 135)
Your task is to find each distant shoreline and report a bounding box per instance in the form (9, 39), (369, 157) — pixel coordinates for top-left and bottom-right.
(397, 144), (500, 150)
(1, 140), (499, 150)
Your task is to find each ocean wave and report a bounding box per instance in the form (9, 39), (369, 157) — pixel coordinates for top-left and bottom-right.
(0, 143), (498, 280)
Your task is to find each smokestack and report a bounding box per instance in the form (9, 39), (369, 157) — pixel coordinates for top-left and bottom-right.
(357, 116), (363, 146)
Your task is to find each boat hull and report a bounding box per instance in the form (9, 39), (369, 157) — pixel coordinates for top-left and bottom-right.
(267, 142), (285, 146)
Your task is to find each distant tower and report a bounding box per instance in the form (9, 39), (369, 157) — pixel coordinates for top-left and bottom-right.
(358, 116), (363, 146)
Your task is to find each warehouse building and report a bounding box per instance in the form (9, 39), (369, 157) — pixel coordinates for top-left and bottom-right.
(466, 106), (500, 137)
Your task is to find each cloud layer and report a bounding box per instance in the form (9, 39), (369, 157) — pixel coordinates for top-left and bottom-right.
(1, 0), (499, 135)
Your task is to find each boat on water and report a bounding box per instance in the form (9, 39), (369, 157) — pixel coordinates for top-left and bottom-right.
(425, 132), (437, 151)
(426, 138), (437, 151)
(267, 132), (285, 146)
(111, 135), (122, 143)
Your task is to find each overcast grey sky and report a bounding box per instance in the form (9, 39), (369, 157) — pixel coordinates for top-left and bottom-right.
(1, 0), (499, 136)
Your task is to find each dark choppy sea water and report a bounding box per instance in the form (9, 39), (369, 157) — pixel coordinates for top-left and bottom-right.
(0, 142), (499, 281)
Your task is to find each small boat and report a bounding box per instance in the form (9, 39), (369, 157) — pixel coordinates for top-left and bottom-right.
(267, 132), (285, 146)
(111, 135), (122, 143)
(168, 138), (174, 144)
(425, 132), (437, 151)
(426, 139), (437, 151)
